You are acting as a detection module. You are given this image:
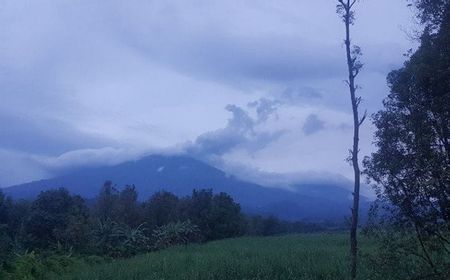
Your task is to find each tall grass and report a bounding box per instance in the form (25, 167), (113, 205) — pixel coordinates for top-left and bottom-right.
(53, 233), (376, 280)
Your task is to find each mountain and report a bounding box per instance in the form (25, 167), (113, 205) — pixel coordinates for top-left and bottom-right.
(3, 155), (369, 222)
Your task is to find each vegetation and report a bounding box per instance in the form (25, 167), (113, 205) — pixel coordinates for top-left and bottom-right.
(0, 2), (448, 280)
(53, 234), (376, 280)
(363, 1), (450, 279)
(0, 184), (324, 279)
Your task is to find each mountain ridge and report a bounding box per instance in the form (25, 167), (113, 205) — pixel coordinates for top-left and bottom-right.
(3, 154), (368, 222)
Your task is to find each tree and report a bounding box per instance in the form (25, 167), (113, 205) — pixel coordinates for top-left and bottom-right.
(408, 0), (450, 29)
(0, 190), (13, 264)
(209, 192), (245, 240)
(117, 185), (141, 228)
(184, 189), (244, 241)
(336, 1), (365, 278)
(94, 181), (120, 222)
(0, 190), (12, 227)
(23, 188), (89, 250)
(6, 199), (31, 239)
(364, 2), (450, 278)
(184, 189), (214, 240)
(143, 191), (179, 229)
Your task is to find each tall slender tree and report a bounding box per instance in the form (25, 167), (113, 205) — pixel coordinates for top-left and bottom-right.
(336, 1), (365, 279)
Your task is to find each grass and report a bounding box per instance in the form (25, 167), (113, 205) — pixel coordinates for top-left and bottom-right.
(53, 233), (376, 280)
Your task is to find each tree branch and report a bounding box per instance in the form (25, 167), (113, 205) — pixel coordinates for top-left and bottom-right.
(358, 110), (367, 126)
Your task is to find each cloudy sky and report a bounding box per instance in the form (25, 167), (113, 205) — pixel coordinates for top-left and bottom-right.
(0, 0), (416, 191)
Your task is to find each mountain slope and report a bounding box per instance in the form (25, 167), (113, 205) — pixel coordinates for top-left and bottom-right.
(3, 155), (368, 222)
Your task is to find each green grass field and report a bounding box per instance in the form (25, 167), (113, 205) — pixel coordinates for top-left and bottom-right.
(53, 233), (377, 280)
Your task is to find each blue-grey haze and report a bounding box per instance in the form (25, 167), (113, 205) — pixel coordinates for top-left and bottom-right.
(0, 0), (416, 197)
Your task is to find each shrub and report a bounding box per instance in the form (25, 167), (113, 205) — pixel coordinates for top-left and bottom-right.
(8, 251), (45, 280)
(120, 223), (150, 256)
(92, 220), (149, 258)
(152, 220), (200, 250)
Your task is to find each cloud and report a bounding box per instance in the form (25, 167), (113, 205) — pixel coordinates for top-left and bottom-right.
(0, 0), (414, 190)
(136, 33), (345, 87)
(302, 114), (325, 135)
(0, 112), (113, 155)
(280, 87), (322, 103)
(185, 100), (285, 162)
(0, 149), (49, 188)
(222, 162), (353, 189)
(248, 98), (280, 123)
(38, 147), (145, 171)
(220, 162), (375, 199)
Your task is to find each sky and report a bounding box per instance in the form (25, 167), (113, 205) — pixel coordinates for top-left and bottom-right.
(0, 0), (417, 194)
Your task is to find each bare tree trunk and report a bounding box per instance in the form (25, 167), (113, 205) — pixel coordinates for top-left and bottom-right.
(337, 1), (365, 279)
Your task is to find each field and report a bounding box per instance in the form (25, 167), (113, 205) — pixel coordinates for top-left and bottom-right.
(54, 233), (376, 280)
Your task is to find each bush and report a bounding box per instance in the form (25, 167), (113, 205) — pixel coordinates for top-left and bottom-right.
(92, 220), (149, 258)
(363, 218), (450, 280)
(152, 220), (200, 250)
(6, 251), (45, 280)
(120, 223), (150, 256)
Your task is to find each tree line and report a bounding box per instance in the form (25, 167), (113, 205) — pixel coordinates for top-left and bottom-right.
(0, 181), (323, 277)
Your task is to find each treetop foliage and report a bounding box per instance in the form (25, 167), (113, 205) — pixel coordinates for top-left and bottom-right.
(408, 0), (450, 29)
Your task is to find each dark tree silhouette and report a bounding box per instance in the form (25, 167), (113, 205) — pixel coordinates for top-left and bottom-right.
(94, 181), (120, 221)
(364, 2), (450, 278)
(23, 188), (89, 249)
(143, 191), (180, 229)
(117, 185), (141, 228)
(336, 1), (365, 279)
(408, 0), (450, 29)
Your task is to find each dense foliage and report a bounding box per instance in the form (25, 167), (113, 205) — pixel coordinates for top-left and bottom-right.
(408, 0), (450, 28)
(364, 1), (450, 279)
(0, 183), (323, 279)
